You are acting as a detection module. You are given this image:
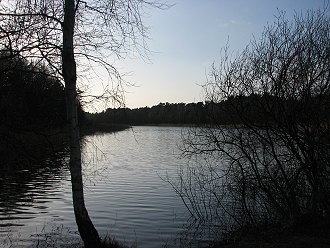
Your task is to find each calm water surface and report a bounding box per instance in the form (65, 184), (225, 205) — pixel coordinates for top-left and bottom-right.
(0, 126), (210, 247)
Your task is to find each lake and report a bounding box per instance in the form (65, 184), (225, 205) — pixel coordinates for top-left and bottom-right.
(0, 126), (214, 248)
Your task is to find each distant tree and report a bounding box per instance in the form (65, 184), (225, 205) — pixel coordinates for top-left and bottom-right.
(0, 1), (168, 247)
(180, 7), (330, 230)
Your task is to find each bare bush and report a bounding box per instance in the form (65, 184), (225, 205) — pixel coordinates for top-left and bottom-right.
(179, 7), (330, 231)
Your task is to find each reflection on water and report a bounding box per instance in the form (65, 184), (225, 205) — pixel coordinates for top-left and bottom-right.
(0, 153), (80, 247)
(0, 126), (216, 248)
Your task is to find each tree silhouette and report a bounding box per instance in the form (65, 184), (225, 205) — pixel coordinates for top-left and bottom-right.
(0, 1), (168, 247)
(180, 7), (330, 230)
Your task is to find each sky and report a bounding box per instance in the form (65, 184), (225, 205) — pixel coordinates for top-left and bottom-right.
(92, 0), (327, 110)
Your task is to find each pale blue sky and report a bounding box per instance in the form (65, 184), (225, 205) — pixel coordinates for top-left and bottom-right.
(105, 0), (327, 109)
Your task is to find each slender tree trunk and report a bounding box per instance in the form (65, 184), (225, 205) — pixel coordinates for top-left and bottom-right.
(62, 0), (101, 247)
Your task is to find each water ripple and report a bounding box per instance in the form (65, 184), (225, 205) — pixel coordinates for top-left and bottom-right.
(1, 127), (203, 248)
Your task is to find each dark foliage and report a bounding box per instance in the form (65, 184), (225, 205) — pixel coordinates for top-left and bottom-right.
(0, 51), (70, 166)
(87, 102), (207, 125)
(0, 52), (66, 129)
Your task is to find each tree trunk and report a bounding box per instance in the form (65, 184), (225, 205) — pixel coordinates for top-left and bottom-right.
(62, 0), (101, 247)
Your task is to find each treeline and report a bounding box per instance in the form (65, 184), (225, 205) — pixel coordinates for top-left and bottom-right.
(86, 102), (206, 125)
(86, 101), (218, 126)
(86, 93), (330, 126)
(83, 98), (223, 125)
